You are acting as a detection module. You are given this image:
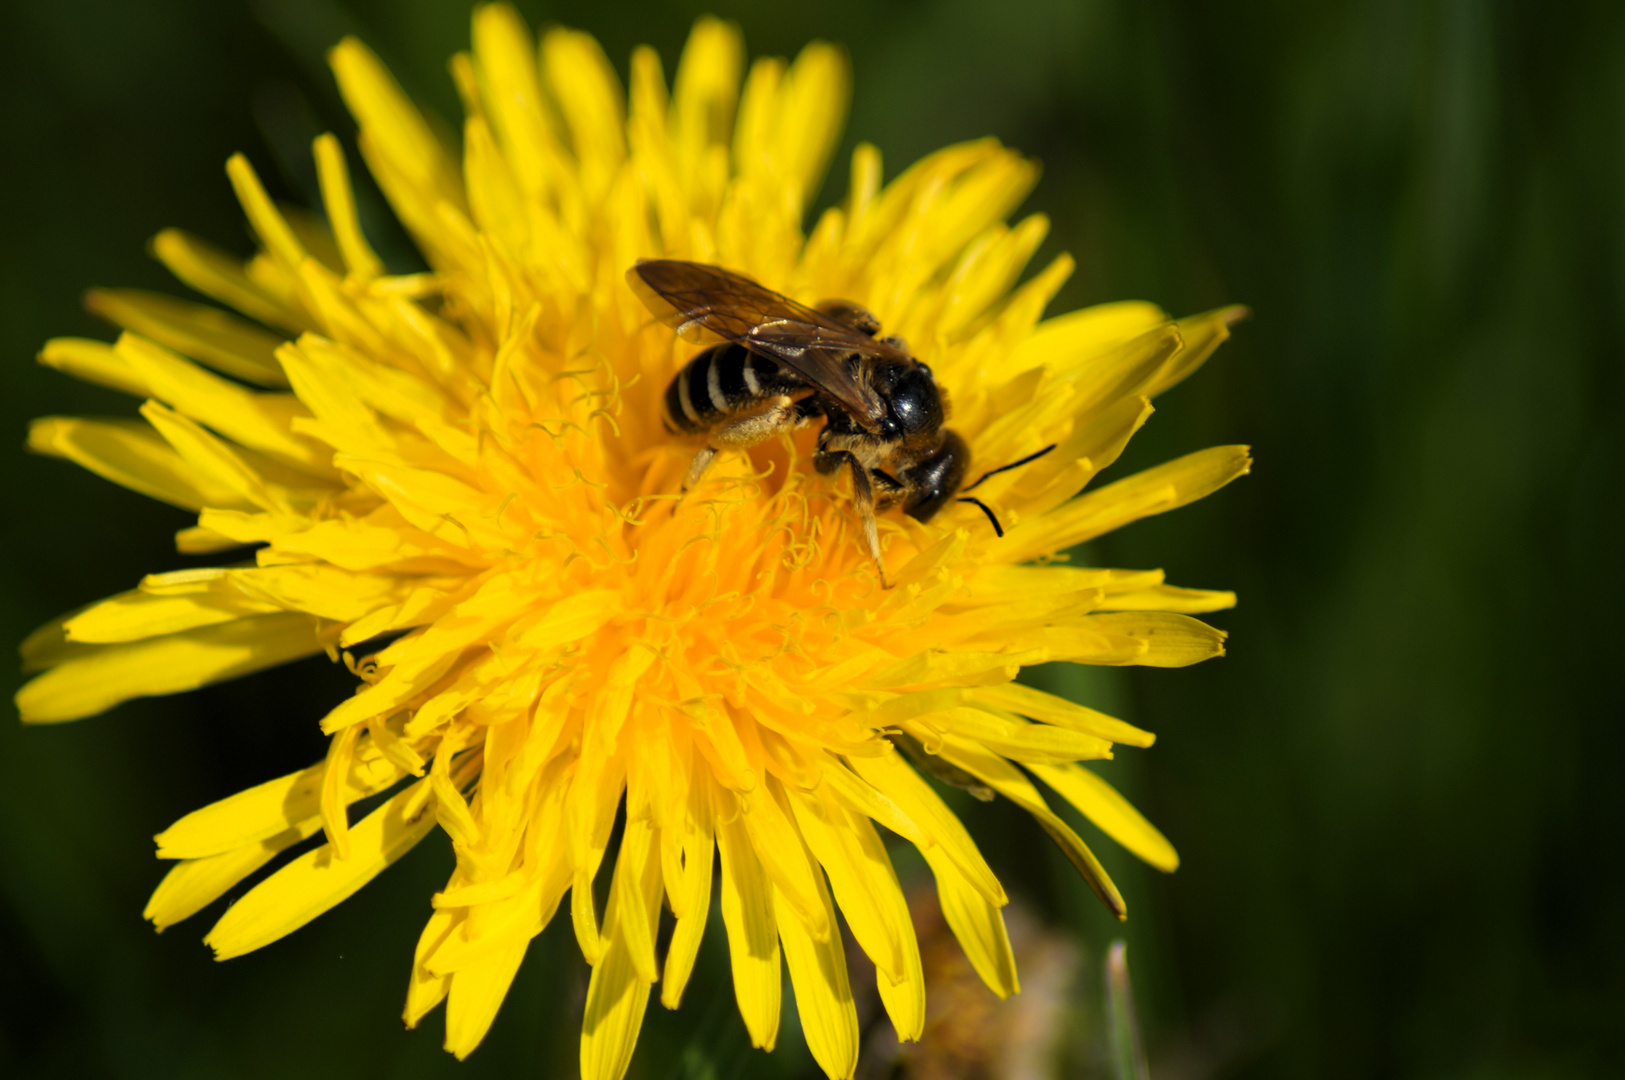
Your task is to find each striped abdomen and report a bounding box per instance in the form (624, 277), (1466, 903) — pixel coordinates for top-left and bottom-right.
(662, 343), (805, 434)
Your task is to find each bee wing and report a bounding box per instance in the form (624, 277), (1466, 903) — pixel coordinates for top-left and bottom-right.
(742, 323), (912, 426)
(628, 259), (899, 425)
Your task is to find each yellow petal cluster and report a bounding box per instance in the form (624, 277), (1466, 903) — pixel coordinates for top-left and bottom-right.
(17, 8), (1249, 1079)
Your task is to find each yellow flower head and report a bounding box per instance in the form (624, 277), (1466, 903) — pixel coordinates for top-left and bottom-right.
(17, 8), (1248, 1079)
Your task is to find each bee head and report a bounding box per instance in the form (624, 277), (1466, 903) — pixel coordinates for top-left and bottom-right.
(901, 429), (970, 522)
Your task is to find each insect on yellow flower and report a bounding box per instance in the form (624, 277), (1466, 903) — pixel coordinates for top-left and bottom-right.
(16, 7), (1249, 1079)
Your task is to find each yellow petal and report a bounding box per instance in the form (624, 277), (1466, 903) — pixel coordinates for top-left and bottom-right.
(739, 781), (828, 940)
(580, 814), (662, 1080)
(865, 848), (925, 1042)
(807, 786), (926, 1042)
(404, 907), (459, 1028)
(156, 751), (402, 859)
(320, 725), (363, 860)
(915, 706), (1113, 764)
(174, 523), (247, 553)
(816, 758), (929, 849)
(144, 821), (320, 931)
(1010, 611), (1229, 668)
(16, 612), (324, 724)
(1028, 762), (1179, 872)
(511, 589), (623, 651)
(568, 754), (628, 966)
(967, 683), (1155, 748)
(85, 288), (290, 388)
(1001, 445), (1252, 562)
(732, 56), (783, 191)
(470, 3), (560, 196)
(788, 789), (902, 982)
(27, 415), (249, 511)
(880, 145), (1039, 296)
(844, 141), (882, 227)
(715, 795), (781, 1050)
(329, 37), (464, 214)
(275, 340), (393, 459)
(117, 334), (334, 476)
(430, 753), (481, 850)
(772, 41), (850, 205)
(425, 876), (568, 976)
(846, 744), (1004, 904)
(312, 134), (386, 280)
(38, 336), (148, 396)
(936, 213), (1050, 340)
(368, 716), (428, 777)
(934, 736), (1126, 920)
(796, 792), (925, 1042)
(1142, 305), (1250, 398)
(1096, 583), (1238, 614)
(670, 16), (742, 179)
(444, 939), (530, 1059)
(291, 258), (391, 357)
(227, 563), (414, 624)
(225, 153), (308, 274)
(541, 27), (625, 199)
(64, 584), (277, 644)
(1002, 394), (1153, 517)
(463, 114), (530, 255)
(267, 504), (479, 577)
(862, 648), (1040, 692)
(612, 819), (661, 983)
(205, 779), (435, 959)
(659, 826), (714, 1009)
(1067, 394), (1156, 476)
(1064, 324), (1183, 415)
(18, 605), (98, 675)
(580, 934), (653, 1080)
(920, 843), (1019, 998)
(320, 620), (500, 735)
(149, 228), (307, 332)
(1014, 299), (1170, 373)
(139, 400), (293, 515)
(302, 333), (452, 425)
(777, 872), (858, 1080)
(332, 455), (503, 545)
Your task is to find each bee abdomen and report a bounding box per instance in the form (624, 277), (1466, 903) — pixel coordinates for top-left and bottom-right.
(662, 345), (799, 434)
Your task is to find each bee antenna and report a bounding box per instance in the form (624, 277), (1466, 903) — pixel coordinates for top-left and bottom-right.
(956, 496), (1004, 537)
(963, 443), (1057, 492)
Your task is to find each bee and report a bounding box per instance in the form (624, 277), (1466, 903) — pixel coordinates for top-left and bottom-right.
(628, 259), (1051, 586)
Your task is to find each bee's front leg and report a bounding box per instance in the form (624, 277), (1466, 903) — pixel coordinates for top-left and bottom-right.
(869, 468), (906, 513)
(814, 446), (892, 589)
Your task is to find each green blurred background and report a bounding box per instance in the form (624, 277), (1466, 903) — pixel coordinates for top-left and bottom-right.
(2, 0), (1621, 1076)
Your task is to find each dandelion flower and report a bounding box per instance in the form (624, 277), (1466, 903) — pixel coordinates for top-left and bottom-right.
(16, 8), (1249, 1079)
